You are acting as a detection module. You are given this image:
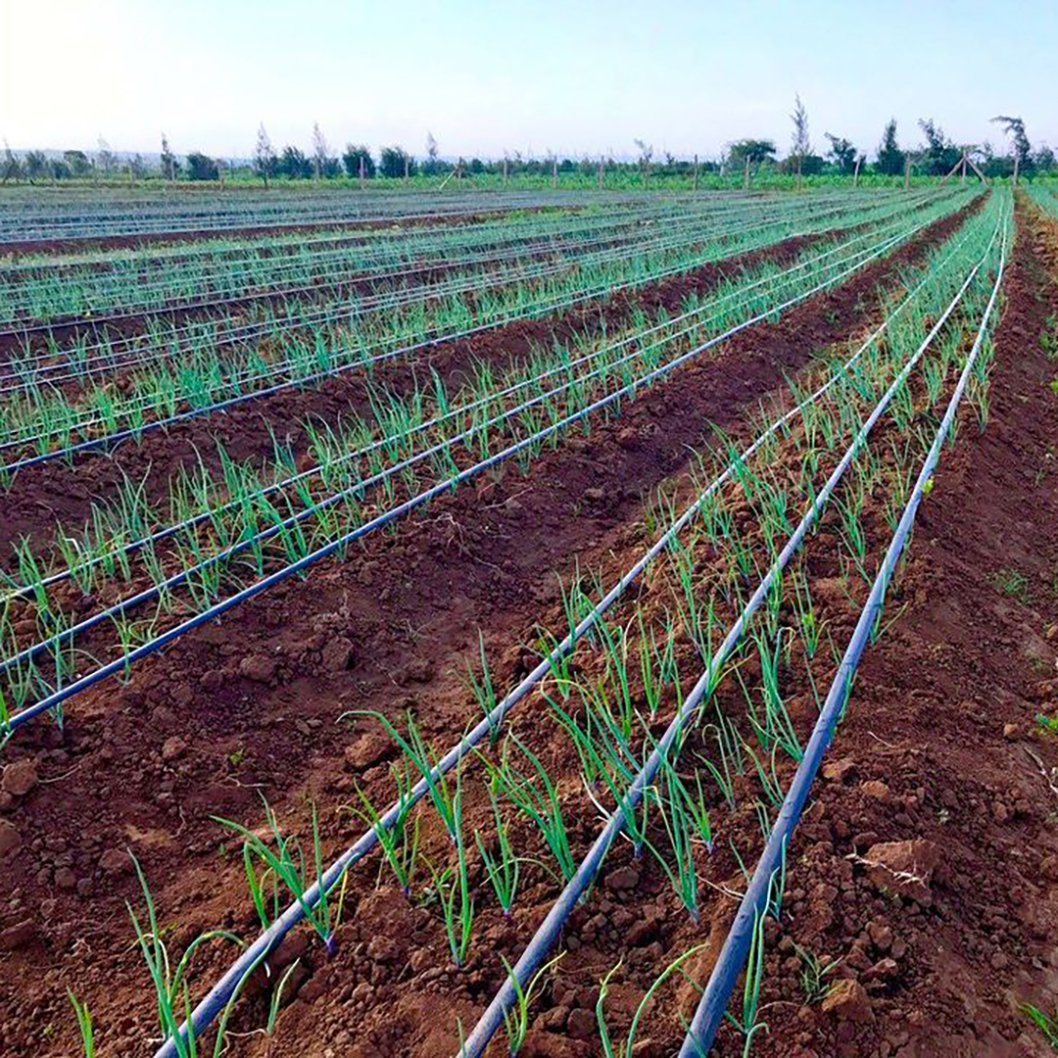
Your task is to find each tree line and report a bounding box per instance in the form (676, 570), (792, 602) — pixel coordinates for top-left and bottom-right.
(2, 106), (1053, 184)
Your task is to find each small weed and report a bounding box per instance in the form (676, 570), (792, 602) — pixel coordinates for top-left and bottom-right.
(793, 945), (840, 1005)
(990, 568), (1030, 604)
(1036, 714), (1058, 736)
(1021, 1001), (1058, 1050)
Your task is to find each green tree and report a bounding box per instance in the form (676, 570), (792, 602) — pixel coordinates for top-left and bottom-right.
(728, 139), (776, 167)
(728, 139), (776, 188)
(312, 122), (335, 181)
(992, 115), (1032, 173)
(278, 145), (312, 179)
(24, 150), (48, 182)
(342, 144), (375, 179)
(186, 151), (219, 181)
(875, 119), (905, 176)
(917, 119), (960, 175)
(96, 137), (116, 177)
(824, 133), (858, 174)
(1, 142), (22, 183)
(63, 149), (92, 177)
(379, 146), (415, 178)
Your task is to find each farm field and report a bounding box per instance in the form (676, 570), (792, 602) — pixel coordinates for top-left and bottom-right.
(0, 182), (1056, 1058)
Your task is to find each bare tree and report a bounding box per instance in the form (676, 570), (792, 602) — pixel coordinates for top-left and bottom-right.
(425, 131), (439, 175)
(254, 123), (276, 186)
(634, 138), (653, 187)
(790, 94), (810, 187)
(311, 121), (329, 182)
(160, 132), (176, 180)
(97, 137), (116, 178)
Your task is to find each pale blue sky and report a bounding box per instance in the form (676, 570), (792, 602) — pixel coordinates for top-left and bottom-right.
(2, 0), (1055, 160)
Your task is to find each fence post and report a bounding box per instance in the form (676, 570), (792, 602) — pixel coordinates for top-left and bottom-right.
(743, 155), (750, 189)
(1013, 153), (1020, 187)
(359, 156), (365, 189)
(693, 153), (700, 191)
(552, 157), (557, 189)
(503, 156), (508, 186)
(853, 155), (861, 187)
(904, 157), (911, 190)
(597, 160), (604, 189)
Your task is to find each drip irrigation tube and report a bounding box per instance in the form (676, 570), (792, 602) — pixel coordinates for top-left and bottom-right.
(1, 191), (942, 381)
(149, 206), (992, 1058)
(0, 205), (930, 476)
(0, 193), (839, 334)
(454, 216), (1001, 1058)
(3, 211), (939, 733)
(0, 204), (750, 340)
(3, 213), (942, 606)
(0, 191), (903, 397)
(0, 192), (605, 246)
(0, 201), (812, 393)
(0, 218), (732, 410)
(676, 211), (1007, 1058)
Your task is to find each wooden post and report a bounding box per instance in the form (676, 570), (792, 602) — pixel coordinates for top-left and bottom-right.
(552, 157), (557, 189)
(502, 156), (508, 185)
(358, 156), (365, 189)
(643, 161), (649, 189)
(693, 153), (700, 191)
(597, 160), (604, 189)
(853, 155), (862, 187)
(1013, 152), (1020, 187)
(743, 154), (750, 189)
(961, 154), (967, 184)
(404, 156), (410, 182)
(904, 156), (911, 190)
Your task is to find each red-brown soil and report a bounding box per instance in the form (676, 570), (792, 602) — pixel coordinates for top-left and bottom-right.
(0, 202), (579, 258)
(721, 193), (1058, 1057)
(0, 196), (1010, 1058)
(0, 211), (919, 556)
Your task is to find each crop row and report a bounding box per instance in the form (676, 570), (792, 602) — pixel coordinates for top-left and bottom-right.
(0, 187), (626, 243)
(109, 192), (1008, 1058)
(0, 192), (867, 353)
(0, 195), (810, 324)
(0, 191), (964, 471)
(0, 194), (967, 734)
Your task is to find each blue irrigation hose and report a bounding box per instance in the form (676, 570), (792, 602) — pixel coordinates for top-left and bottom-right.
(0, 209), (730, 347)
(0, 200), (799, 343)
(2, 218), (929, 726)
(0, 196), (945, 468)
(454, 214), (1000, 1058)
(4, 192), (940, 383)
(0, 201), (804, 390)
(149, 207), (960, 1058)
(0, 224), (786, 467)
(676, 211), (1008, 1058)
(0, 193), (599, 246)
(4, 213), (931, 606)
